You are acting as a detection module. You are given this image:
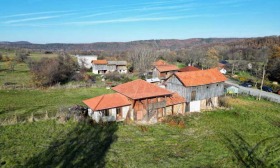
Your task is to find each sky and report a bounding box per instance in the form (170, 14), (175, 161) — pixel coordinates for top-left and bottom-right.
(0, 0), (280, 43)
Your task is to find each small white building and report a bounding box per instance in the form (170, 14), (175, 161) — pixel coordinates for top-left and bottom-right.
(220, 68), (227, 74)
(76, 55), (98, 69)
(83, 93), (131, 123)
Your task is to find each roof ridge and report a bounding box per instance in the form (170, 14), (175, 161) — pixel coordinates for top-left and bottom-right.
(94, 95), (105, 110)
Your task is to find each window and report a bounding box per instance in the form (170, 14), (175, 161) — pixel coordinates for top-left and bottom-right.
(104, 109), (109, 116)
(116, 107), (122, 116)
(191, 91), (196, 101)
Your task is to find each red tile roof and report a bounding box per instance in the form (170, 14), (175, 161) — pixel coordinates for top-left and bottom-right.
(178, 66), (201, 72)
(112, 79), (172, 99)
(166, 93), (186, 106)
(153, 60), (168, 66)
(155, 65), (179, 72)
(92, 60), (108, 65)
(83, 93), (131, 111)
(175, 68), (227, 87)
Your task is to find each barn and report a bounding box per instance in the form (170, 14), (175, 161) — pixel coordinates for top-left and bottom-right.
(165, 68), (227, 112)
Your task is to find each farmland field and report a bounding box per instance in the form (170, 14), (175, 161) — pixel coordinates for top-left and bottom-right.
(0, 96), (279, 167)
(0, 87), (113, 122)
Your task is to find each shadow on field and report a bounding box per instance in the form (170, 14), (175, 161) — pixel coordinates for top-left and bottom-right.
(221, 118), (280, 168)
(25, 122), (118, 168)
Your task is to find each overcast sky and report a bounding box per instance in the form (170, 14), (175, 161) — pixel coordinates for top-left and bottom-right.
(0, 0), (279, 43)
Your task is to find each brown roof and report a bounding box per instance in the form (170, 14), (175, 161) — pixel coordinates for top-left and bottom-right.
(178, 66), (200, 72)
(166, 93), (186, 106)
(153, 60), (168, 66)
(83, 93), (131, 111)
(175, 68), (227, 87)
(155, 65), (179, 72)
(92, 60), (108, 65)
(112, 79), (172, 99)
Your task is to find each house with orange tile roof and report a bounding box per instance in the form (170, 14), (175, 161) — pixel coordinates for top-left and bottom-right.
(83, 79), (186, 123)
(92, 60), (127, 74)
(112, 79), (186, 122)
(178, 66), (201, 72)
(166, 68), (227, 112)
(152, 60), (179, 80)
(83, 93), (131, 122)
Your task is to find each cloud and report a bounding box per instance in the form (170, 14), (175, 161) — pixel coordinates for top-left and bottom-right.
(3, 13), (78, 24)
(0, 10), (74, 19)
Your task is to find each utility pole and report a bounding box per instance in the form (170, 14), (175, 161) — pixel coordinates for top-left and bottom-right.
(258, 62), (267, 100)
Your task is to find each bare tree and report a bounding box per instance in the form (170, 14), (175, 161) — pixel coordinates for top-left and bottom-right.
(128, 47), (159, 75)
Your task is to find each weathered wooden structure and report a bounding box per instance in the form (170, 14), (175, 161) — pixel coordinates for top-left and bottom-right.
(113, 79), (186, 123)
(92, 60), (108, 74)
(166, 68), (227, 112)
(92, 60), (127, 74)
(152, 60), (179, 80)
(83, 79), (186, 123)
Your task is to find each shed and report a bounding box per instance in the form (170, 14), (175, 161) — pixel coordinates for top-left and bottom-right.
(226, 86), (239, 94)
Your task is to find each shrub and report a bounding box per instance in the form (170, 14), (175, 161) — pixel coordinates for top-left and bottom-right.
(219, 96), (231, 108)
(28, 54), (78, 87)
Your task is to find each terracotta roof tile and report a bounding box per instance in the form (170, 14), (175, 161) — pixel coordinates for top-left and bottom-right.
(175, 68), (227, 87)
(112, 79), (172, 99)
(83, 93), (130, 111)
(92, 60), (108, 65)
(153, 60), (168, 66)
(155, 64), (179, 72)
(166, 93), (186, 106)
(178, 66), (200, 72)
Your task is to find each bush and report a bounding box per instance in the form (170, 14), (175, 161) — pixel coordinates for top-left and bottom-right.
(28, 54), (78, 87)
(104, 72), (132, 83)
(219, 96), (231, 108)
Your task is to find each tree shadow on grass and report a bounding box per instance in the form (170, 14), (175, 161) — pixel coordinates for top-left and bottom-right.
(221, 118), (280, 168)
(24, 122), (118, 168)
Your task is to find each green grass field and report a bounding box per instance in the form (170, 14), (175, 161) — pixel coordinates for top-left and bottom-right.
(0, 87), (113, 121)
(0, 96), (279, 167)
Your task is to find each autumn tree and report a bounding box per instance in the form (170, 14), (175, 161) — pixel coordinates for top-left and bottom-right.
(15, 51), (29, 62)
(6, 58), (17, 71)
(28, 54), (77, 86)
(205, 48), (219, 68)
(267, 46), (280, 82)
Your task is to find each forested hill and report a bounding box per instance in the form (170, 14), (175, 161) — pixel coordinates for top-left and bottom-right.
(0, 36), (279, 51)
(0, 38), (242, 51)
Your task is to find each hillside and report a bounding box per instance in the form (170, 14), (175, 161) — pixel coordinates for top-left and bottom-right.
(0, 38), (243, 52)
(1, 36), (280, 52)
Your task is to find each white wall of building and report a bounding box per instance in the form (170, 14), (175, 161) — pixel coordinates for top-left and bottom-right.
(77, 55), (97, 69)
(189, 100), (201, 112)
(88, 105), (130, 123)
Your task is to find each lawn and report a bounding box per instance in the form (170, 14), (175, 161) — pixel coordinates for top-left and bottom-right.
(0, 96), (279, 167)
(0, 87), (113, 122)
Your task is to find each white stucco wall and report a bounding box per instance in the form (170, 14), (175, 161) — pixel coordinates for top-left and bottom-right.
(189, 100), (201, 112)
(77, 55), (97, 69)
(88, 106), (130, 123)
(92, 70), (99, 74)
(122, 106), (130, 118)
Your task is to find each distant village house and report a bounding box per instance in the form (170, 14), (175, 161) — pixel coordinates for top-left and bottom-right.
(152, 60), (179, 80)
(92, 60), (128, 74)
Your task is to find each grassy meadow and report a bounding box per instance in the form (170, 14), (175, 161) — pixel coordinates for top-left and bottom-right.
(0, 96), (280, 167)
(0, 87), (113, 122)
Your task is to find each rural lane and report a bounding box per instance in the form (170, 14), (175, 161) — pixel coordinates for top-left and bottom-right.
(225, 80), (280, 103)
